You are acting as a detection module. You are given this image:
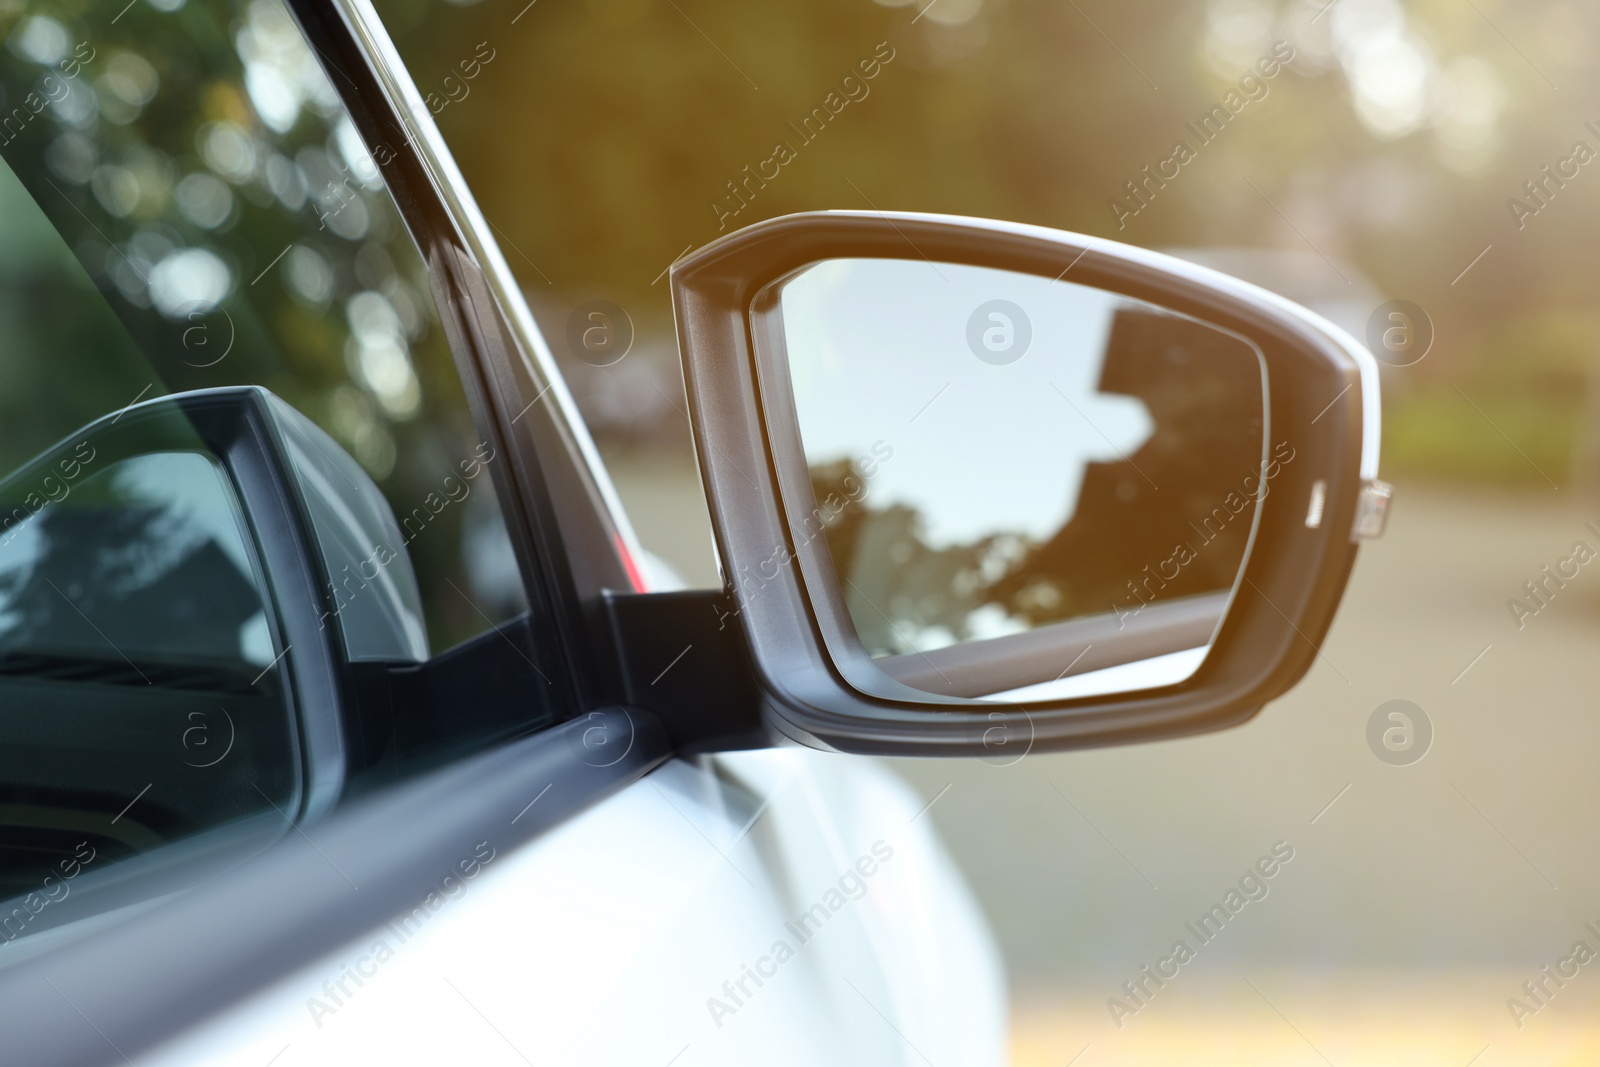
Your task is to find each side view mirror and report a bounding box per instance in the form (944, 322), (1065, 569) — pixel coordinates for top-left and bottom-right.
(0, 388), (550, 900)
(671, 211), (1389, 756)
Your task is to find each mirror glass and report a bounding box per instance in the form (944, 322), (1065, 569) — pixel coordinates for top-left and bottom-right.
(771, 257), (1272, 701)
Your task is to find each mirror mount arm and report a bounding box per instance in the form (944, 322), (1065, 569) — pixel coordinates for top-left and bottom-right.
(603, 590), (768, 754)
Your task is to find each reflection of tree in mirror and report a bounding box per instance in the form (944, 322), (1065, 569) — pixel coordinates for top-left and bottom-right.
(811, 305), (1267, 657)
(987, 306), (1265, 626)
(0, 455), (267, 682)
(812, 459), (1027, 659)
(0, 504), (258, 679)
(0, 453), (296, 895)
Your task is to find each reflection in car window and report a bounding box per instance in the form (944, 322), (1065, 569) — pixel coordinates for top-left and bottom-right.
(0, 0), (527, 651)
(0, 448), (296, 903)
(0, 0), (542, 933)
(0, 451), (271, 669)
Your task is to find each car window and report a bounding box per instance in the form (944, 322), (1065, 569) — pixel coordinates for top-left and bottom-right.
(0, 0), (535, 911)
(0, 448), (296, 901)
(1, 451), (265, 671)
(0, 0), (526, 649)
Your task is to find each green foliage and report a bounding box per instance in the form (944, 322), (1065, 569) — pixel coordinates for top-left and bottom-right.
(384, 0), (1600, 488)
(1384, 387), (1584, 486)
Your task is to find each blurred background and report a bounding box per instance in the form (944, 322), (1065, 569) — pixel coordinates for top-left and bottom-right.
(378, 0), (1600, 1061)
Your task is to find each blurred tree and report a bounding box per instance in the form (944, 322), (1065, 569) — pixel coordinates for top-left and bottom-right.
(388, 0), (1600, 485)
(0, 0), (527, 649)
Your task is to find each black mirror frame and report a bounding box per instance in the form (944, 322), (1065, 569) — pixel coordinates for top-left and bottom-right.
(671, 210), (1382, 757)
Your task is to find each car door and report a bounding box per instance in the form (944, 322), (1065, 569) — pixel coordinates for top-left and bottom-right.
(0, 0), (1007, 1062)
(124, 746), (1004, 1066)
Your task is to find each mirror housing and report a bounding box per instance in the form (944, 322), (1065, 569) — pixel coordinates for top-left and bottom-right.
(671, 211), (1386, 757)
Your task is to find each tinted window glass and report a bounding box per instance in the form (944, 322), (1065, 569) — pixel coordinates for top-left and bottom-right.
(0, 451), (267, 668)
(0, 0), (526, 652)
(0, 447), (294, 902)
(0, 0), (537, 921)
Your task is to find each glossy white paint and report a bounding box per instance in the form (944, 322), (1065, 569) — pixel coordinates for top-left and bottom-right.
(138, 751), (1007, 1065)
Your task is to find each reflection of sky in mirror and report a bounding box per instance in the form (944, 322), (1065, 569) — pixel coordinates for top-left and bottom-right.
(782, 258), (1153, 547)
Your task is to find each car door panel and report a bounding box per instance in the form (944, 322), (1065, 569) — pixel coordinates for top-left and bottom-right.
(132, 750), (1003, 1066)
(714, 748), (1009, 1065)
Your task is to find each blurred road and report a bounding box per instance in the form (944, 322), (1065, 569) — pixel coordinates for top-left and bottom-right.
(605, 445), (1600, 1064)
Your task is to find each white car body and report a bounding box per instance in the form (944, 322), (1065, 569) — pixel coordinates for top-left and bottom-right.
(138, 749), (1007, 1065)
